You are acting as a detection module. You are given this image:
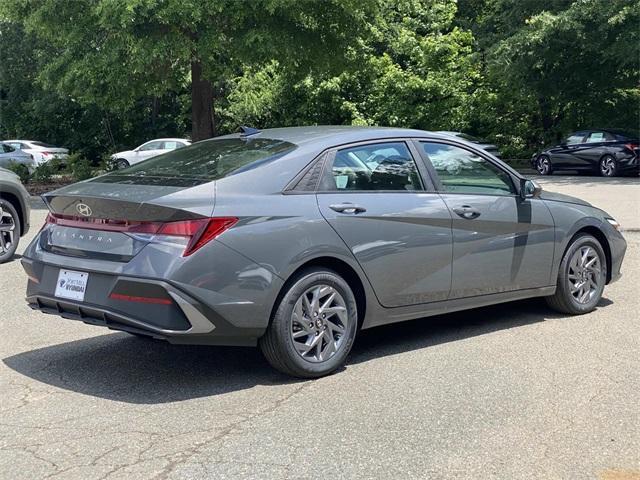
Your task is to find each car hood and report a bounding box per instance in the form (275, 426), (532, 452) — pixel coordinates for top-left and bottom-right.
(539, 190), (592, 207)
(112, 150), (134, 157)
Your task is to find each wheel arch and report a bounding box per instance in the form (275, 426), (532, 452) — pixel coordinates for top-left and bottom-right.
(565, 225), (613, 284)
(269, 256), (368, 330)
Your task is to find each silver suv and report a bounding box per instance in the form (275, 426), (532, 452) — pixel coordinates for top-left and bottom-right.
(0, 167), (31, 263)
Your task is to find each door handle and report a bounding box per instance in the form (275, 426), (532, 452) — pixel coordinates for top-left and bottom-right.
(452, 205), (481, 219)
(329, 203), (367, 214)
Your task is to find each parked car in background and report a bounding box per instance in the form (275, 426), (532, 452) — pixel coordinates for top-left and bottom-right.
(532, 129), (639, 177)
(0, 142), (34, 170)
(437, 131), (502, 158)
(3, 140), (69, 166)
(0, 167), (31, 263)
(111, 138), (191, 168)
(22, 126), (626, 377)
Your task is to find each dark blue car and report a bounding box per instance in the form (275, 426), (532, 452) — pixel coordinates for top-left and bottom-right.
(532, 129), (639, 177)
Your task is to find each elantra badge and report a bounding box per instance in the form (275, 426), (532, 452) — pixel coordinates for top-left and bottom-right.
(76, 203), (92, 217)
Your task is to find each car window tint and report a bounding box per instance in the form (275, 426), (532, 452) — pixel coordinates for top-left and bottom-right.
(2, 144), (15, 153)
(325, 142), (423, 191)
(139, 141), (162, 151)
(586, 132), (605, 143)
(565, 132), (587, 145)
(421, 142), (514, 195)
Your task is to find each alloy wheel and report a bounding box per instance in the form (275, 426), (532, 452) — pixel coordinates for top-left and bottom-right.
(567, 246), (601, 304)
(0, 206), (16, 256)
(537, 157), (551, 175)
(600, 157), (616, 176)
(290, 284), (348, 363)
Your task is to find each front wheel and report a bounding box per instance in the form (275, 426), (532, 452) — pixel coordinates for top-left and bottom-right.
(545, 234), (607, 315)
(0, 199), (20, 264)
(115, 159), (129, 170)
(259, 268), (358, 378)
(536, 156), (553, 175)
(599, 155), (617, 177)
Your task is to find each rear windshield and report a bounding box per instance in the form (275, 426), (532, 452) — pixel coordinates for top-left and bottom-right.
(31, 141), (55, 147)
(96, 138), (297, 186)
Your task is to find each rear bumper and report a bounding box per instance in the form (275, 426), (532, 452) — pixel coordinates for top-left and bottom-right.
(22, 258), (266, 346)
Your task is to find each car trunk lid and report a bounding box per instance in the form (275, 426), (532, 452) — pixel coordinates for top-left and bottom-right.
(40, 179), (220, 261)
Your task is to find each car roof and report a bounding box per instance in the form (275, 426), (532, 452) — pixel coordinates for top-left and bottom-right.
(143, 138), (191, 143)
(216, 125), (454, 146)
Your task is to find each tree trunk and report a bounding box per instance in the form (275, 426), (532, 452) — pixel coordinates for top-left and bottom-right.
(191, 61), (215, 141)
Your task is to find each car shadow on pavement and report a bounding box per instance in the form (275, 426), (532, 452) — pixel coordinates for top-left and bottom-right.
(3, 297), (612, 404)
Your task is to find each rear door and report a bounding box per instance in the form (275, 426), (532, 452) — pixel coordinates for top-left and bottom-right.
(418, 141), (555, 299)
(316, 140), (453, 307)
(580, 131), (612, 168)
(554, 131), (588, 169)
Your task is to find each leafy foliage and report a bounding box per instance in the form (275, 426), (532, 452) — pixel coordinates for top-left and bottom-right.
(1, 0), (638, 160)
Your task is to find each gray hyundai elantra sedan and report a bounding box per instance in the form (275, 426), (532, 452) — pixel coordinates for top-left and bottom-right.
(22, 126), (627, 377)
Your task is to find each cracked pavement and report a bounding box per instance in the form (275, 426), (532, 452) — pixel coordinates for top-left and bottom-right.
(1, 189), (639, 479)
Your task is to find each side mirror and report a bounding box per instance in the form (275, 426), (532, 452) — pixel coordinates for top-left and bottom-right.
(520, 178), (542, 199)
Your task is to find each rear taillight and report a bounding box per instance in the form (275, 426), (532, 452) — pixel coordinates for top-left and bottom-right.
(45, 213), (237, 256)
(157, 217), (238, 256)
(624, 143), (638, 152)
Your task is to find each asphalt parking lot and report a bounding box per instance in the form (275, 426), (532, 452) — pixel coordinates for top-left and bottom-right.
(1, 175), (638, 479)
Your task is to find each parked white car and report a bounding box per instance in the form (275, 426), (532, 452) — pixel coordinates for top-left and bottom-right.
(111, 138), (191, 168)
(3, 140), (69, 166)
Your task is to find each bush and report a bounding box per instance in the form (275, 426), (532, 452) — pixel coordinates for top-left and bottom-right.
(6, 162), (30, 184)
(66, 153), (94, 181)
(31, 162), (54, 183)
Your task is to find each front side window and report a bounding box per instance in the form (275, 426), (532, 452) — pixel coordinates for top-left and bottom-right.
(422, 142), (514, 195)
(323, 142), (423, 191)
(139, 141), (162, 151)
(565, 132), (587, 145)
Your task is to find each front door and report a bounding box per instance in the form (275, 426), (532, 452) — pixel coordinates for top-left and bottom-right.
(316, 140), (453, 307)
(419, 141), (556, 299)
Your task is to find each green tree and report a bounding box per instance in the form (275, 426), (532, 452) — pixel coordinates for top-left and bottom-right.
(2, 0), (377, 141)
(221, 0), (479, 133)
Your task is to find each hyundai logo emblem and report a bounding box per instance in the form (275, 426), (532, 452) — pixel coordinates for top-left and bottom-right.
(76, 203), (92, 217)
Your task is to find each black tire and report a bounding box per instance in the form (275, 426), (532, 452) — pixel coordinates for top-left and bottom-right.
(0, 199), (20, 264)
(545, 234), (607, 315)
(599, 155), (617, 177)
(536, 155), (553, 175)
(115, 159), (129, 169)
(259, 268), (358, 378)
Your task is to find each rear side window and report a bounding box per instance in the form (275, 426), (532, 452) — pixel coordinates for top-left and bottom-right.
(321, 142), (423, 191)
(586, 132), (607, 143)
(2, 144), (15, 153)
(97, 138), (297, 185)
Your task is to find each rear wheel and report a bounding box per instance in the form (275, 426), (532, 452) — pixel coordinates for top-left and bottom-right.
(259, 268), (358, 378)
(545, 234), (607, 314)
(536, 156), (553, 175)
(599, 155), (617, 177)
(0, 199), (20, 264)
